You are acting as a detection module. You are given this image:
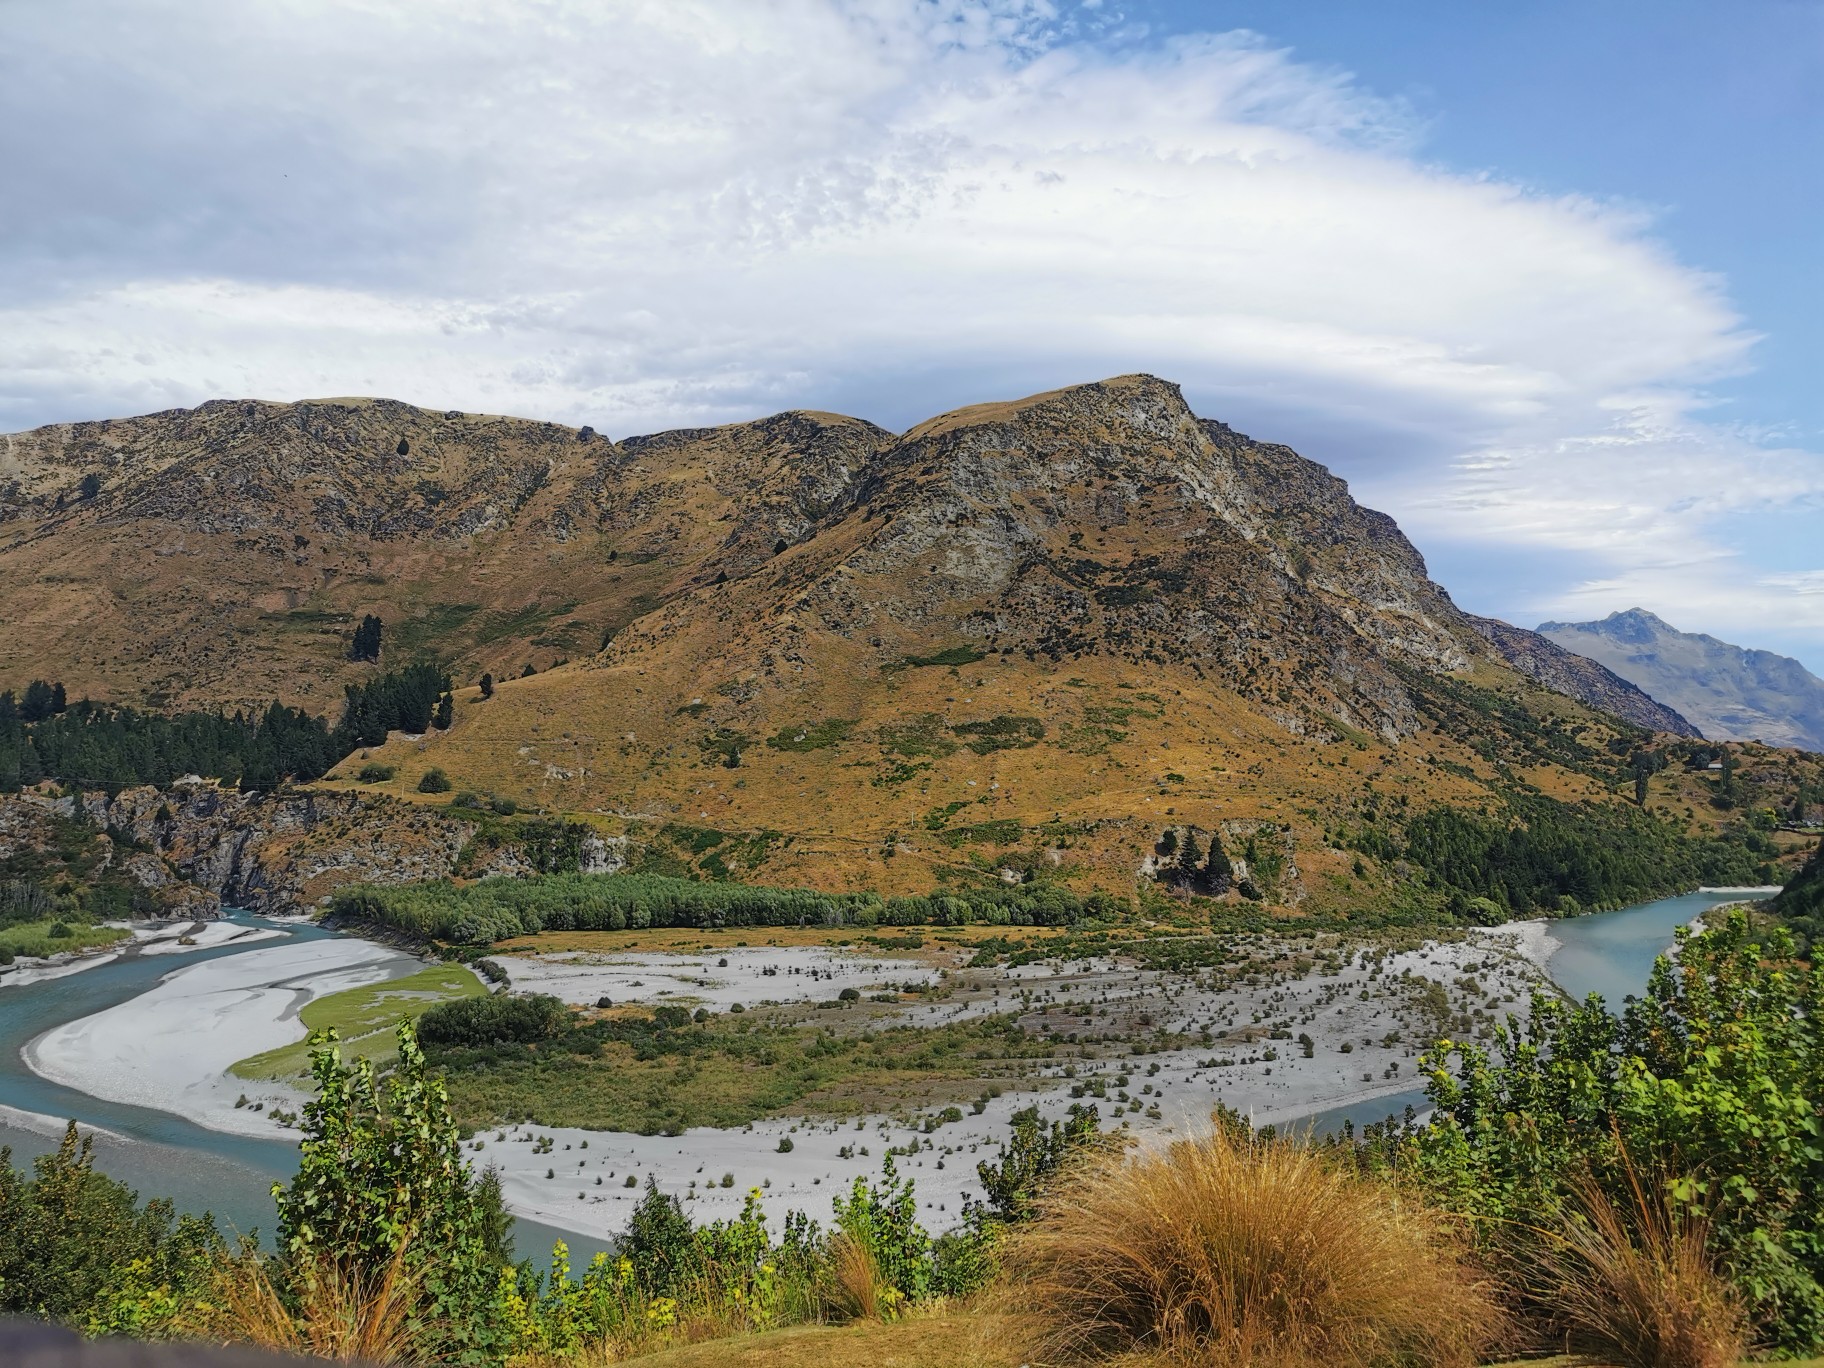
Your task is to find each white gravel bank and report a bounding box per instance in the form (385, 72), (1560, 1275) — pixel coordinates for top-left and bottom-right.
(23, 937), (414, 1138)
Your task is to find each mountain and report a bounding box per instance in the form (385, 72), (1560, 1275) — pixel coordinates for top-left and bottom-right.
(0, 396), (887, 710)
(12, 375), (1807, 912)
(1464, 614), (1698, 736)
(1538, 609), (1824, 753)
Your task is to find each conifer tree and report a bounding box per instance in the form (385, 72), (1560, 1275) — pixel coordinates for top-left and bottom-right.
(1204, 831), (1234, 895)
(349, 614), (383, 663)
(479, 672), (494, 699)
(1175, 830), (1204, 889)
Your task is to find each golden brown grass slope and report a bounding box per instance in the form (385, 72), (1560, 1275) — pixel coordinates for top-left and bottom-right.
(334, 377), (1694, 903)
(0, 397), (888, 709)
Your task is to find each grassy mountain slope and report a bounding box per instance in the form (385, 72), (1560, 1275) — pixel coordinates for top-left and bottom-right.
(8, 375), (1809, 917)
(333, 378), (1784, 912)
(0, 397), (886, 709)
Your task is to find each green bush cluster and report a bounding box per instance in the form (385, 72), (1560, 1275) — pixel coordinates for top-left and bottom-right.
(415, 992), (569, 1049)
(1400, 796), (1765, 918)
(0, 1124), (223, 1332)
(1399, 909), (1824, 1352)
(332, 871), (1120, 946)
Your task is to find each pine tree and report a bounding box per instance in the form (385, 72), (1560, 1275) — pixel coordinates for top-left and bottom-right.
(479, 673), (494, 699)
(1174, 830), (1204, 889)
(20, 681), (56, 722)
(434, 692), (453, 730)
(1204, 832), (1234, 895)
(349, 614), (383, 663)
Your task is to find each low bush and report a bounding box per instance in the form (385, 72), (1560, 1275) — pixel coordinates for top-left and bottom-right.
(416, 767), (452, 794)
(415, 992), (569, 1049)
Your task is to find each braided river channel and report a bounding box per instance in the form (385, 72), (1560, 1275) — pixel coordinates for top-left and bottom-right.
(0, 889), (1773, 1252)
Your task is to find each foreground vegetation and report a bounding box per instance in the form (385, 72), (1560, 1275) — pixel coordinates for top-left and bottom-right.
(1, 906), (1817, 1366)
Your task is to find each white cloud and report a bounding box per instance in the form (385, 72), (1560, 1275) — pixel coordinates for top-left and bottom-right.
(1, 0), (1819, 662)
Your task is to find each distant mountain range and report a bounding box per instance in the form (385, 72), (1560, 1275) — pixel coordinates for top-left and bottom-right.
(1538, 609), (1824, 753)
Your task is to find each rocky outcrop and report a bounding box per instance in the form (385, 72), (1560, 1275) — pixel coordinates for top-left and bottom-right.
(80, 783), (475, 914)
(1467, 614), (1699, 737)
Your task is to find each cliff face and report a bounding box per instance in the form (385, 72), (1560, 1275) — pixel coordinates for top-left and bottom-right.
(1539, 609), (1824, 752)
(72, 784), (476, 914)
(1467, 615), (1699, 737)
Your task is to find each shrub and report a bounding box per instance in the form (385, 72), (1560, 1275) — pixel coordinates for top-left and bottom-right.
(620, 1180), (698, 1296)
(416, 992), (569, 1049)
(356, 762), (396, 783)
(0, 1122), (222, 1330)
(1417, 909), (1823, 1350)
(417, 767), (452, 794)
(263, 1025), (513, 1361)
(1003, 1123), (1503, 1367)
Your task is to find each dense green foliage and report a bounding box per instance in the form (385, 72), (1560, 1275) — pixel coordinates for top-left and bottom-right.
(1772, 837), (1824, 952)
(338, 662), (452, 748)
(0, 664), (451, 794)
(333, 871), (1121, 946)
(275, 1023), (515, 1361)
(416, 992), (569, 1049)
(0, 1123), (222, 1331)
(1395, 795), (1766, 918)
(0, 694), (338, 793)
(1408, 909), (1824, 1351)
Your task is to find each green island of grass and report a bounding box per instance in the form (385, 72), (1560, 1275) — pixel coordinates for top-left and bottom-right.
(0, 917), (131, 961)
(230, 962), (485, 1080)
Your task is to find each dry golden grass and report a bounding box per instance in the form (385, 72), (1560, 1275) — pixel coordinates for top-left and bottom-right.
(198, 1243), (427, 1366)
(1534, 1169), (1748, 1368)
(819, 1233), (886, 1324)
(999, 1124), (1506, 1368)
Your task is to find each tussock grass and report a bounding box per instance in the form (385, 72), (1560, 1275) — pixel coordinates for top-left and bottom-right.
(1535, 1169), (1748, 1368)
(200, 1243), (428, 1366)
(1001, 1123), (1505, 1368)
(820, 1232), (886, 1324)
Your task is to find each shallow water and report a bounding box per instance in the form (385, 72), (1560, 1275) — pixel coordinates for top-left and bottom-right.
(0, 912), (609, 1258)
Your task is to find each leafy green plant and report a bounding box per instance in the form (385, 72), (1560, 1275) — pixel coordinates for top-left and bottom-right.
(270, 1023), (513, 1361)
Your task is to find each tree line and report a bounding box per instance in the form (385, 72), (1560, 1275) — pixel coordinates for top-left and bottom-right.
(331, 871), (1123, 946)
(0, 665), (454, 794)
(1393, 795), (1766, 919)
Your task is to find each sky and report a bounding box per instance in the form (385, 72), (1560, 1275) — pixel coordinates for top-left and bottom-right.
(3, 0), (1821, 670)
